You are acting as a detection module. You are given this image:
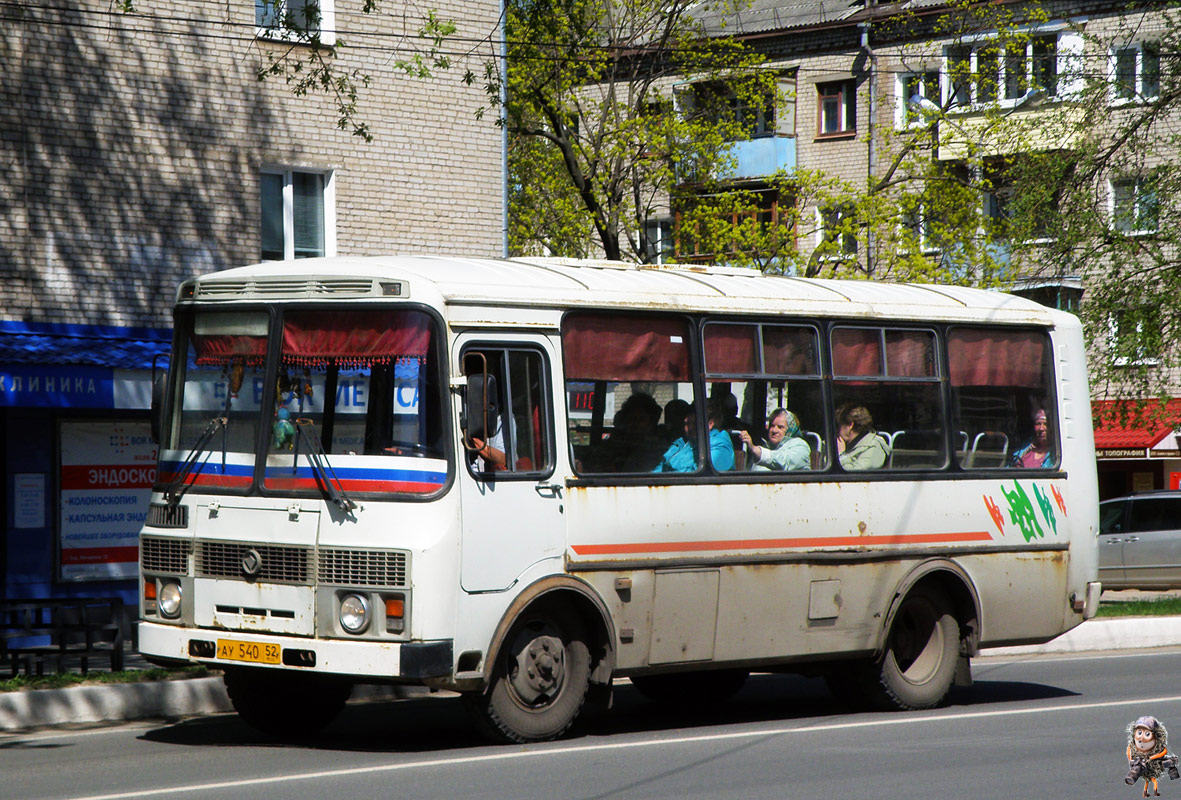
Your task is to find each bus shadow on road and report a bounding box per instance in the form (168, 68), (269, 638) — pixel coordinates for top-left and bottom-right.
(139, 670), (1077, 752)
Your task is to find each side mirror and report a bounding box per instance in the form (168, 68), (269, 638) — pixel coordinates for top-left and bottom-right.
(150, 368), (168, 444)
(464, 374), (499, 444)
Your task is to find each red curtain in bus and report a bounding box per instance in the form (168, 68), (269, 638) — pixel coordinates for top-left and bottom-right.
(763, 326), (818, 376)
(281, 310), (431, 367)
(948, 329), (1045, 387)
(192, 335), (267, 366)
(885, 331), (936, 377)
(703, 324), (757, 374)
(831, 328), (882, 376)
(562, 314), (690, 381)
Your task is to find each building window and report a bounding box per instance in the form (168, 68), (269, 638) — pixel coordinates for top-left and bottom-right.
(899, 71), (940, 127)
(1111, 177), (1159, 234)
(817, 81), (856, 136)
(817, 204), (857, 258)
(944, 34), (1061, 108)
(1109, 309), (1161, 367)
(1112, 42), (1160, 102)
(644, 219), (674, 264)
(256, 0), (335, 44)
(261, 169), (334, 261)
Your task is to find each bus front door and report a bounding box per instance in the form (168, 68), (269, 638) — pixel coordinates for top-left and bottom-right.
(458, 339), (564, 593)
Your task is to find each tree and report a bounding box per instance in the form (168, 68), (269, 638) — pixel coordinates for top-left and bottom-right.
(492, 0), (778, 262)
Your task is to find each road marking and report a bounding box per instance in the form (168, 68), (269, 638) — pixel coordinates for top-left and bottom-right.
(64, 692), (1181, 800)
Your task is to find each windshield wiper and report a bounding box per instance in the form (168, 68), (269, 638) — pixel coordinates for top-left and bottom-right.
(164, 416), (226, 505)
(294, 418), (357, 513)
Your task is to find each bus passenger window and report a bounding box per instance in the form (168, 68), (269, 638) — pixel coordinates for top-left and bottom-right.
(830, 327), (945, 471)
(704, 322), (826, 472)
(948, 328), (1057, 470)
(561, 313), (698, 476)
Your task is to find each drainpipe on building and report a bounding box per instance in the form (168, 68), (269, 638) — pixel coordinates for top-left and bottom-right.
(500, 0), (509, 257)
(860, 21), (875, 277)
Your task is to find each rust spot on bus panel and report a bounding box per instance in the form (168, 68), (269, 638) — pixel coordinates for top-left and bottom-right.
(858, 521), (868, 535)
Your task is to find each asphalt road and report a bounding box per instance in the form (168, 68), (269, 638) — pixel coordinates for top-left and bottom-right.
(4, 649), (1181, 800)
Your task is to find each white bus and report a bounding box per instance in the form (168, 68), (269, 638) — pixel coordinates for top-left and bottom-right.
(138, 256), (1100, 742)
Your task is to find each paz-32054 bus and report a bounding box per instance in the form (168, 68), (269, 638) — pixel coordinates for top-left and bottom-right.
(138, 256), (1100, 742)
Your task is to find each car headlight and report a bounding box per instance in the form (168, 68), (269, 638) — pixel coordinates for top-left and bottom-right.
(339, 593), (370, 634)
(159, 581), (182, 618)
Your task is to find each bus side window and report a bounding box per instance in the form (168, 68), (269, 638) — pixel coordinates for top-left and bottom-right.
(462, 347), (552, 477)
(948, 328), (1057, 471)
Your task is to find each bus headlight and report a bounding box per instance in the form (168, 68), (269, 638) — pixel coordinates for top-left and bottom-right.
(339, 593), (370, 634)
(158, 581), (182, 619)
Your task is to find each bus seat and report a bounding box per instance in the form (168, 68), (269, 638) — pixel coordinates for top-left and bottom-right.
(967, 431), (1009, 468)
(888, 429), (944, 469)
(730, 432), (746, 470)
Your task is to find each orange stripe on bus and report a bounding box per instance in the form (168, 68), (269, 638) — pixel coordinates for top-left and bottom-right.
(570, 530), (993, 556)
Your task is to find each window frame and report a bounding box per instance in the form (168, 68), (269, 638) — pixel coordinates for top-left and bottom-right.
(460, 343), (557, 481)
(897, 70), (941, 129)
(942, 32), (1061, 111)
(255, 0), (337, 45)
(816, 80), (857, 138)
(1110, 41), (1161, 105)
(1110, 175), (1160, 235)
(816, 203), (858, 259)
(260, 167), (337, 261)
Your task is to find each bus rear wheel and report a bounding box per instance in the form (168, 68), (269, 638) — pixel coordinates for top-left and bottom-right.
(868, 587), (959, 710)
(465, 607), (591, 744)
(223, 667), (352, 738)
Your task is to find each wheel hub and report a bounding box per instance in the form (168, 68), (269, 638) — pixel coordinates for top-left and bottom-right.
(509, 631), (566, 705)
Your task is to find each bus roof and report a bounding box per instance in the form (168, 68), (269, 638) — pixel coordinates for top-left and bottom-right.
(185, 256), (1067, 327)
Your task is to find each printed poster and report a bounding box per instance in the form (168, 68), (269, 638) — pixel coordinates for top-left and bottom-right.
(59, 420), (156, 580)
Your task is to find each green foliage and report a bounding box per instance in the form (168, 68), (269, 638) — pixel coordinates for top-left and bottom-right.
(1095, 597), (1181, 618)
(495, 0), (779, 261)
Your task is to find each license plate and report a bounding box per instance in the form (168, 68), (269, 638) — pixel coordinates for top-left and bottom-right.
(216, 638), (281, 665)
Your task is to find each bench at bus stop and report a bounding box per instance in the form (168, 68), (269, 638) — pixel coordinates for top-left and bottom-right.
(0, 598), (125, 677)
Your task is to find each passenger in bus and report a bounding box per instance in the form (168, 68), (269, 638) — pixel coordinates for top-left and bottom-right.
(583, 393), (665, 472)
(659, 398), (691, 444)
(836, 404), (891, 470)
(1011, 408), (1056, 468)
(653, 399), (735, 472)
(737, 408), (810, 471)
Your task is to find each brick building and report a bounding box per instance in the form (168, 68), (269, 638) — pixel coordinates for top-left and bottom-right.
(0, 0), (502, 605)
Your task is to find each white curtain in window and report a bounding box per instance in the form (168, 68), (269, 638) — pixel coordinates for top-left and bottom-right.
(293, 172), (325, 258)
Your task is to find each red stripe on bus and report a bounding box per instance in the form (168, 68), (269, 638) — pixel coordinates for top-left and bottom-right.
(570, 530), (993, 555)
(62, 546), (139, 564)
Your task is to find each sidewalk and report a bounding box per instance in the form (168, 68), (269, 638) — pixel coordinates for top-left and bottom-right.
(3, 614), (1180, 732)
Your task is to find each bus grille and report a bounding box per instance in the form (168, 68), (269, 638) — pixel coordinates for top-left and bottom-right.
(141, 535), (192, 574)
(317, 548), (409, 588)
(146, 503), (188, 529)
(197, 541), (311, 583)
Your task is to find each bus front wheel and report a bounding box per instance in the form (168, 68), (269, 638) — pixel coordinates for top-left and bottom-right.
(223, 667), (352, 738)
(871, 587), (960, 710)
(465, 607), (591, 743)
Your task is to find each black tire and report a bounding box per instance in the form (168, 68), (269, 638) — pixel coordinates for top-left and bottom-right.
(464, 607), (591, 744)
(630, 669), (749, 705)
(224, 667), (352, 738)
(866, 587), (960, 710)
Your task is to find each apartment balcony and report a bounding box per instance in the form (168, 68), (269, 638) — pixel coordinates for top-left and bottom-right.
(718, 135), (796, 182)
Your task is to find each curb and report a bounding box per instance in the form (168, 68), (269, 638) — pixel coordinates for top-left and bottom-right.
(0, 678), (435, 732)
(982, 615), (1181, 657)
(3, 617), (1180, 732)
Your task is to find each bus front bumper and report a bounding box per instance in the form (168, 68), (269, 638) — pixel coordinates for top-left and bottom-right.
(138, 622), (453, 680)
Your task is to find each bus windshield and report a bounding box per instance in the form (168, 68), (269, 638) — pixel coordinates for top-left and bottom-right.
(163, 306), (448, 497)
